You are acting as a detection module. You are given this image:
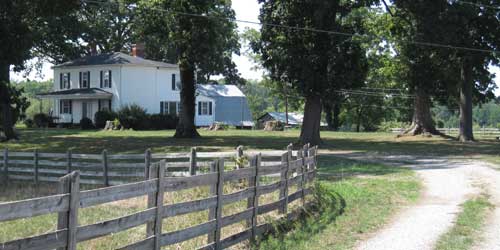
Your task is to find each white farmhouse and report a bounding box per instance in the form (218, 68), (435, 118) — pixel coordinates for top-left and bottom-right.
(38, 52), (254, 127)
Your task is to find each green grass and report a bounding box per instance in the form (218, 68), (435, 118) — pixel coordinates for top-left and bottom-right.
(5, 128), (500, 161)
(435, 195), (493, 250)
(257, 156), (420, 250)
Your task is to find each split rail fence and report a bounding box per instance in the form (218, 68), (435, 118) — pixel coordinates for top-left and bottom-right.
(0, 144), (318, 250)
(1, 146), (296, 186)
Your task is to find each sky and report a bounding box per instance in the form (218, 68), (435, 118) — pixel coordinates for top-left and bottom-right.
(10, 0), (500, 95)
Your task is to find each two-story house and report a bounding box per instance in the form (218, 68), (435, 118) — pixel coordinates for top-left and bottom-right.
(37, 51), (254, 127)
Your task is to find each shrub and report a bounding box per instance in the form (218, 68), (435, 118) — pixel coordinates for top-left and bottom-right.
(116, 104), (148, 130)
(24, 118), (34, 128)
(80, 117), (94, 130)
(148, 114), (179, 130)
(113, 118), (121, 130)
(33, 113), (51, 128)
(94, 110), (117, 129)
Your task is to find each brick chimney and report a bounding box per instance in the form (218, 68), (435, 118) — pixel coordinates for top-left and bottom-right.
(131, 43), (145, 58)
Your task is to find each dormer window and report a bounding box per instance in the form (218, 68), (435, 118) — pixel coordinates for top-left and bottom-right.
(60, 73), (71, 89)
(79, 71), (90, 88)
(100, 70), (112, 88)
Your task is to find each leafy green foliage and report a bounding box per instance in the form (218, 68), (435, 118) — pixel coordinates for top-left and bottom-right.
(94, 110), (118, 129)
(33, 113), (51, 128)
(148, 114), (179, 130)
(79, 117), (95, 130)
(116, 104), (148, 130)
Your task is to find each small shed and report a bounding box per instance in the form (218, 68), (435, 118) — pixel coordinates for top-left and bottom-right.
(257, 112), (303, 128)
(197, 84), (254, 128)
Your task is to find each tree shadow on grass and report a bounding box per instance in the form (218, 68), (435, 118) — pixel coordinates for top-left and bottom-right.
(255, 184), (346, 250)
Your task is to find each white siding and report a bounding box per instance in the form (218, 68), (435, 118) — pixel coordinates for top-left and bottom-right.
(195, 96), (215, 126)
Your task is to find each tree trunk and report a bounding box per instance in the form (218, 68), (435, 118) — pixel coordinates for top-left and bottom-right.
(356, 108), (362, 132)
(459, 58), (474, 142)
(174, 60), (200, 138)
(0, 63), (17, 141)
(324, 102), (333, 131)
(299, 95), (322, 146)
(333, 102), (340, 131)
(402, 87), (439, 136)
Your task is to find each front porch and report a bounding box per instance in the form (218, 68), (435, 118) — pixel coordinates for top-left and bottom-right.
(37, 88), (113, 124)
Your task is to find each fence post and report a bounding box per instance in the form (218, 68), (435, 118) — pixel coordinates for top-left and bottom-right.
(207, 161), (217, 243)
(213, 158), (224, 249)
(189, 147), (197, 176)
(57, 171), (80, 250)
(153, 160), (166, 250)
(102, 149), (109, 186)
(246, 154), (257, 227)
(3, 148), (8, 183)
(236, 145), (244, 169)
(249, 154), (261, 243)
(279, 144), (292, 214)
(66, 149), (72, 174)
(297, 149), (306, 206)
(144, 148), (152, 180)
(34, 149), (39, 186)
(146, 162), (159, 238)
(303, 144), (310, 171)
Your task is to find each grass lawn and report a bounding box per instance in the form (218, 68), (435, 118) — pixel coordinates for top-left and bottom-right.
(435, 195), (493, 250)
(3, 128), (500, 166)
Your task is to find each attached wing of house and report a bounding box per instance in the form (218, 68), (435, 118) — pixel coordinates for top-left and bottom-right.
(37, 51), (254, 128)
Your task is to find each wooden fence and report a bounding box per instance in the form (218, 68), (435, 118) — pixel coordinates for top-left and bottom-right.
(1, 146), (297, 186)
(0, 144), (318, 250)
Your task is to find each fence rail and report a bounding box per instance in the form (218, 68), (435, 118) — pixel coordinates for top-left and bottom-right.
(0, 144), (318, 250)
(1, 147), (298, 186)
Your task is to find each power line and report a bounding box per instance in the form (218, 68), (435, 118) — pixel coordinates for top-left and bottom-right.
(81, 0), (499, 55)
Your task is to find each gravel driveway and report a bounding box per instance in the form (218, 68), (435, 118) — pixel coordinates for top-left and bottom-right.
(329, 152), (500, 250)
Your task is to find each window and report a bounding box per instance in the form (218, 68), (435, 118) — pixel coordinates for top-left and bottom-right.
(60, 100), (72, 114)
(171, 74), (181, 91)
(100, 70), (112, 88)
(80, 71), (90, 88)
(160, 101), (181, 115)
(60, 73), (71, 89)
(198, 101), (212, 116)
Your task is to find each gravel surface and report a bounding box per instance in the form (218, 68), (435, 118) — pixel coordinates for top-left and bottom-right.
(327, 152), (500, 250)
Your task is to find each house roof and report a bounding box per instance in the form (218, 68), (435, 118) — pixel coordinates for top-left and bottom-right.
(53, 52), (178, 69)
(37, 88), (113, 99)
(197, 84), (245, 98)
(258, 112), (303, 125)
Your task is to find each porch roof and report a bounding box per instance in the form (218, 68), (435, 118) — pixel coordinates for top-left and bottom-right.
(37, 88), (113, 100)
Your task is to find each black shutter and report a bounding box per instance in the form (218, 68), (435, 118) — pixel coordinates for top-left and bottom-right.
(59, 100), (62, 114)
(100, 71), (103, 88)
(209, 102), (212, 115)
(198, 102), (202, 115)
(98, 100), (101, 111)
(160, 102), (164, 114)
(87, 71), (91, 88)
(109, 100), (112, 110)
(69, 100), (72, 114)
(79, 72), (82, 88)
(60, 73), (63, 89)
(172, 74), (176, 90)
(109, 70), (112, 88)
(67, 73), (71, 89)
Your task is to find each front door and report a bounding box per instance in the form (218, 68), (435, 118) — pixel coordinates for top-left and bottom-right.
(82, 101), (92, 119)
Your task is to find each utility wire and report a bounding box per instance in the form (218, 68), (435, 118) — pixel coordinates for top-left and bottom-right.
(81, 0), (499, 55)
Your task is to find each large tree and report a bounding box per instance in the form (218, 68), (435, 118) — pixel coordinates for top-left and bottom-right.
(135, 0), (240, 138)
(257, 0), (373, 145)
(444, 1), (499, 142)
(0, 0), (78, 140)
